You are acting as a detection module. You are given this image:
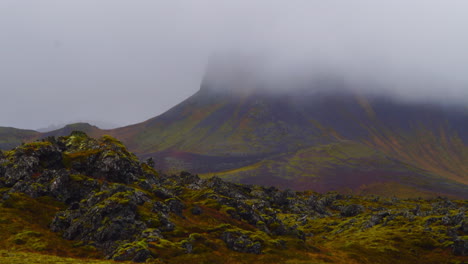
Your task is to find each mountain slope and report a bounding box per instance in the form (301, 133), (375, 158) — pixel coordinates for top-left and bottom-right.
(101, 86), (467, 197)
(0, 127), (40, 150)
(199, 141), (467, 198)
(1, 82), (466, 197)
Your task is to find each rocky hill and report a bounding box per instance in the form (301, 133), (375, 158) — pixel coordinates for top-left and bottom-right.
(0, 132), (467, 263)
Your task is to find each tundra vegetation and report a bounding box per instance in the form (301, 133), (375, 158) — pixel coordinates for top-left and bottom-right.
(0, 132), (466, 263)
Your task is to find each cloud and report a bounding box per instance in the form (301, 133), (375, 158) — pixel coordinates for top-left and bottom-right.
(202, 1), (468, 105)
(0, 0), (467, 129)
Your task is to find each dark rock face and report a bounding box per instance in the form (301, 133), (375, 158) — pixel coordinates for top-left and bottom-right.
(50, 184), (148, 255)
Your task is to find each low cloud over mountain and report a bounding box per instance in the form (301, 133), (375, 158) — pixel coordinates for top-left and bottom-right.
(1, 1), (468, 129)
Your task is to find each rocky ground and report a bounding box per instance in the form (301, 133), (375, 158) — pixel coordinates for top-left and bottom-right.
(0, 132), (466, 263)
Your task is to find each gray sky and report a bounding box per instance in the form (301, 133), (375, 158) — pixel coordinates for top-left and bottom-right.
(1, 1), (467, 130)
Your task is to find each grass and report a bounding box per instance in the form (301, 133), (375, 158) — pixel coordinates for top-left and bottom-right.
(0, 185), (466, 264)
(0, 250), (125, 264)
(0, 193), (104, 260)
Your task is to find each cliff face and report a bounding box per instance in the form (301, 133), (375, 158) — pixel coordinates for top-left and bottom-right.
(0, 132), (467, 263)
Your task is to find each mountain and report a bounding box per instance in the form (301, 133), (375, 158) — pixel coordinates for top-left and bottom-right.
(103, 82), (467, 198)
(41, 122), (105, 138)
(0, 133), (467, 263)
(0, 76), (467, 198)
(37, 120), (120, 132)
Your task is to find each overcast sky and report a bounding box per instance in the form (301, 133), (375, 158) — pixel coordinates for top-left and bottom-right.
(1, 1), (467, 130)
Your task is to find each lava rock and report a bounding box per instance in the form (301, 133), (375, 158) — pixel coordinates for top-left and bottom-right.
(191, 205), (203, 215)
(452, 238), (468, 256)
(221, 231), (262, 254)
(340, 204), (364, 217)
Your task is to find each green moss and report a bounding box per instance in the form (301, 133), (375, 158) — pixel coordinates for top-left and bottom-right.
(141, 163), (159, 176)
(99, 135), (139, 163)
(17, 141), (52, 152)
(100, 135), (126, 148)
(70, 174), (92, 182)
(94, 191), (134, 209)
(62, 149), (101, 168)
(0, 250), (113, 264)
(112, 239), (151, 261)
(220, 205), (236, 215)
(10, 231), (48, 251)
(137, 202), (162, 228)
(208, 223), (234, 233)
(198, 198), (222, 210)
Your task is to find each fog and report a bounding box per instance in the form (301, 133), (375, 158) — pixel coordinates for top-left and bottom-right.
(1, 1), (467, 129)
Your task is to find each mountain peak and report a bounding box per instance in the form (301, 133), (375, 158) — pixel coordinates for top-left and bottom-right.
(40, 122), (103, 139)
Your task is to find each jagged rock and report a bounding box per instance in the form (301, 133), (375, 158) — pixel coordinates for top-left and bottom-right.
(141, 228), (163, 242)
(165, 198), (185, 216)
(152, 201), (170, 214)
(191, 205), (203, 215)
(411, 205), (422, 216)
(4, 155), (40, 186)
(145, 157), (155, 168)
(50, 184), (150, 256)
(452, 238), (468, 256)
(308, 196), (329, 215)
(271, 189), (296, 206)
(447, 228), (458, 240)
(460, 221), (468, 234)
(448, 212), (465, 226)
(221, 231), (262, 254)
(181, 241), (193, 254)
(432, 199), (458, 214)
(340, 204), (364, 217)
(425, 217), (441, 226)
(365, 211), (390, 228)
(113, 242), (153, 262)
(153, 187), (174, 199)
(177, 171), (204, 187)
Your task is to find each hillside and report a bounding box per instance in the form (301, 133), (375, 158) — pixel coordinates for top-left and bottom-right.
(1, 80), (467, 198)
(107, 86), (468, 198)
(0, 127), (40, 150)
(0, 133), (467, 263)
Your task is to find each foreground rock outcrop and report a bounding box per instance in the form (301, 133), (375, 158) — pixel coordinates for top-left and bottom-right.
(0, 132), (467, 263)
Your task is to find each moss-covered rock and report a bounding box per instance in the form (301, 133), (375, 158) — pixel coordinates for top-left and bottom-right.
(1, 132), (467, 264)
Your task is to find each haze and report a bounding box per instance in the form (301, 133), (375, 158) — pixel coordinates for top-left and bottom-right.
(1, 0), (467, 130)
